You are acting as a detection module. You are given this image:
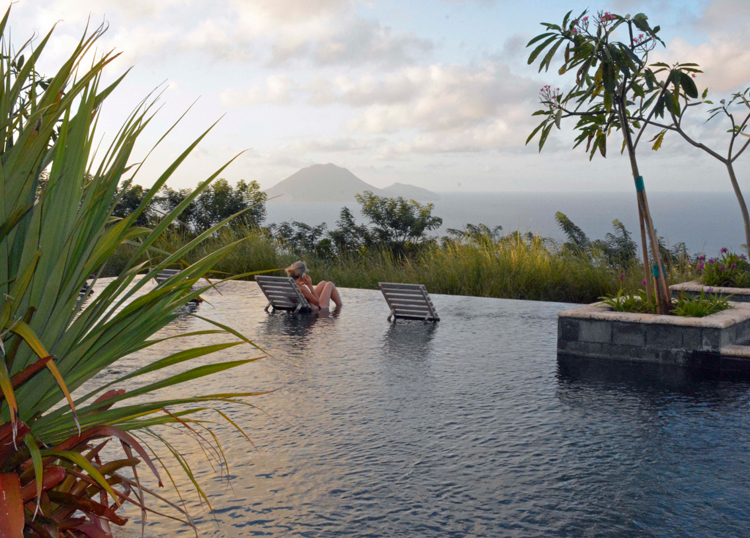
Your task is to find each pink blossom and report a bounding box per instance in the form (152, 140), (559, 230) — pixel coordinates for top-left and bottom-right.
(641, 279), (647, 286)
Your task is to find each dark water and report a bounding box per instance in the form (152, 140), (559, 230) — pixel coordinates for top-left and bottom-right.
(106, 281), (750, 537)
(266, 192), (744, 256)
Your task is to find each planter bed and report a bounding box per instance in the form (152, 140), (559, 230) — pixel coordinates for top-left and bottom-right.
(670, 281), (750, 303)
(558, 301), (750, 371)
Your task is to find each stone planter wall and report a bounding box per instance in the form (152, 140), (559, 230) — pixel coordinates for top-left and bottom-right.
(558, 301), (750, 370)
(670, 281), (750, 303)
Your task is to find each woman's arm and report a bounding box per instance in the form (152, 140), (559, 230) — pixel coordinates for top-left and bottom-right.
(296, 279), (320, 306)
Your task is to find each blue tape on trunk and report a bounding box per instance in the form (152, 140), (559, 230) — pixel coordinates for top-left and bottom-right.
(652, 264), (659, 277)
(635, 176), (645, 191)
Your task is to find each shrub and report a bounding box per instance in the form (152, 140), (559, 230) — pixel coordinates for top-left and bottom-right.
(699, 249), (750, 288)
(0, 11), (264, 536)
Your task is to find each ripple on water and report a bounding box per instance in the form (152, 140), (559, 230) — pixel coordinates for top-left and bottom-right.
(95, 280), (750, 537)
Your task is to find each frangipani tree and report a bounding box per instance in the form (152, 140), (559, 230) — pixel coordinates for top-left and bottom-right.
(641, 64), (750, 254)
(526, 10), (673, 313)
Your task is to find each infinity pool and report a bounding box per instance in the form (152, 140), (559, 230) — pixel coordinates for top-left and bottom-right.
(104, 281), (750, 537)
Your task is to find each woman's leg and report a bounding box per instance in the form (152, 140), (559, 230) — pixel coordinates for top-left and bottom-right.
(329, 282), (342, 308)
(316, 281), (342, 310)
(316, 283), (332, 310)
(314, 281), (328, 296)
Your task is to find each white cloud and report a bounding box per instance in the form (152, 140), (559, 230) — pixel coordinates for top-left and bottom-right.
(650, 0), (750, 93)
(220, 75), (297, 107)
(340, 62), (538, 134)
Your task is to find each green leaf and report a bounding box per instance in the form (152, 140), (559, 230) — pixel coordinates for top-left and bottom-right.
(526, 32), (555, 47)
(527, 36), (558, 66)
(526, 121), (547, 145)
(632, 13), (651, 33)
(644, 69), (656, 90)
(554, 108), (562, 129)
(680, 71), (698, 98)
(539, 38), (564, 72)
(41, 450), (121, 506)
(24, 434), (43, 515)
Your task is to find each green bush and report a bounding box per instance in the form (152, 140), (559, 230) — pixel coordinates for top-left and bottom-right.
(700, 249), (750, 288)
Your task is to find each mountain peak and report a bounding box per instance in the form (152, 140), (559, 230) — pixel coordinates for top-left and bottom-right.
(265, 164), (439, 203)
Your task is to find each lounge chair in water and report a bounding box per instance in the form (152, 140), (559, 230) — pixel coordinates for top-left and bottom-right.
(256, 275), (312, 315)
(154, 268), (204, 303)
(378, 282), (440, 323)
(154, 268), (182, 284)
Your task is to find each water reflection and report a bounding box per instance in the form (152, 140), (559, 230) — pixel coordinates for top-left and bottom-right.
(556, 354), (750, 415)
(257, 309), (342, 353)
(382, 322), (438, 362)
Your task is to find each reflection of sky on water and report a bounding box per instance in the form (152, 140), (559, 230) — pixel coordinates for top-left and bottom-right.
(89, 280), (750, 537)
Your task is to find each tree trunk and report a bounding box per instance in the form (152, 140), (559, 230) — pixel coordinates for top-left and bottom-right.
(617, 104), (671, 313)
(636, 195), (653, 303)
(726, 162), (750, 256)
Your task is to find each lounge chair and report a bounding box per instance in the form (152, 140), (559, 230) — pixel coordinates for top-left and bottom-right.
(256, 275), (312, 315)
(155, 268), (182, 284)
(378, 282), (440, 323)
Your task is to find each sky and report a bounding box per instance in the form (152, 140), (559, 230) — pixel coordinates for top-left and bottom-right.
(10, 0), (750, 193)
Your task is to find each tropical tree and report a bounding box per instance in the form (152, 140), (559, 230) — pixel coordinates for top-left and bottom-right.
(328, 207), (372, 254)
(527, 10), (672, 312)
(355, 191), (443, 255)
(0, 10), (265, 537)
(445, 224), (504, 246)
(641, 68), (750, 253)
(112, 183), (156, 227)
(159, 178), (267, 233)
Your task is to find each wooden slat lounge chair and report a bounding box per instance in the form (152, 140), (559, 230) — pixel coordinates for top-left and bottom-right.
(379, 282), (440, 323)
(155, 268), (182, 284)
(256, 275), (312, 315)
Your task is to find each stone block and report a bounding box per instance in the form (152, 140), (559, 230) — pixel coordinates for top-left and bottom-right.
(734, 319), (750, 343)
(681, 327), (702, 350)
(646, 325), (683, 349)
(702, 328), (722, 351)
(561, 340), (604, 357)
(612, 322), (645, 347)
(558, 318), (579, 342)
(721, 325), (737, 349)
(578, 320), (612, 343)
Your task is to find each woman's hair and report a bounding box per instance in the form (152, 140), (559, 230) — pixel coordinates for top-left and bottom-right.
(285, 261), (307, 279)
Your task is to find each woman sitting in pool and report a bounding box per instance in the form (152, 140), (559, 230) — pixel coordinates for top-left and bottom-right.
(286, 261), (343, 311)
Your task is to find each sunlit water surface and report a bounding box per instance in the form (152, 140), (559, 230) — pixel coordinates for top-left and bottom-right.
(96, 280), (750, 537)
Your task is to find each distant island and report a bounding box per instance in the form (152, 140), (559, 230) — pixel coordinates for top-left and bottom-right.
(265, 163), (441, 202)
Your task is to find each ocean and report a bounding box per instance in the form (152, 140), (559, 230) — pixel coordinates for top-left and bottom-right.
(265, 191), (742, 256)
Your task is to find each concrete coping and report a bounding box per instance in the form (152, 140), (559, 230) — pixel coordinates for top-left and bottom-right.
(671, 280), (750, 297)
(557, 300), (750, 329)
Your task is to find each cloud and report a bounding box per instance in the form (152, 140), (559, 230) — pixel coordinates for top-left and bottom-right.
(655, 37), (750, 93)
(650, 0), (750, 93)
(220, 75), (296, 107)
(22, 0), (432, 69)
(184, 0), (433, 67)
(220, 61), (542, 154)
(339, 62), (539, 135)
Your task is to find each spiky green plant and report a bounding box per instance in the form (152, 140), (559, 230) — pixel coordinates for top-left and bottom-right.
(0, 10), (266, 537)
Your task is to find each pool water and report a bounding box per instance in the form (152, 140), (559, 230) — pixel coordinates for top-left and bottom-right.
(102, 281), (750, 537)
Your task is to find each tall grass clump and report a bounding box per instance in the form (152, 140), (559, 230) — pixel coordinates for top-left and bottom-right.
(0, 10), (267, 537)
(301, 235), (696, 304)
(413, 236), (619, 303)
(138, 227), (697, 304)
